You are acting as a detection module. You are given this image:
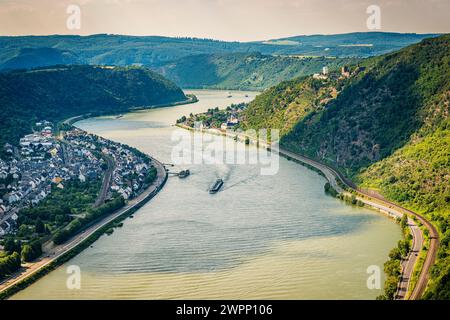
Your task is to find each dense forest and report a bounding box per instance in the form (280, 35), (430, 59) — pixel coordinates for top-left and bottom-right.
(242, 34), (450, 298)
(0, 65), (187, 147)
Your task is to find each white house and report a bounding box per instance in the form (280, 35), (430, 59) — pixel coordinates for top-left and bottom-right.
(0, 171), (7, 179)
(8, 193), (20, 203)
(227, 114), (239, 124)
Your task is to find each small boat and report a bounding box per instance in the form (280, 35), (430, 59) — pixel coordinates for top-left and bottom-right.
(209, 179), (224, 194)
(115, 114), (124, 119)
(178, 169), (190, 178)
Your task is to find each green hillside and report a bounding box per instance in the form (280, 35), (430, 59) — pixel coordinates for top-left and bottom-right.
(157, 52), (358, 90)
(242, 35), (450, 298)
(243, 71), (348, 135)
(0, 47), (81, 71)
(0, 65), (186, 147)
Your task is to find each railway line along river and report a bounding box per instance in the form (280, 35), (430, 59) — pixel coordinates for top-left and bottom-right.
(12, 90), (402, 300)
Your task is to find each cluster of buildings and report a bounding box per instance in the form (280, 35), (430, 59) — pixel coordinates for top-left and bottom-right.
(313, 65), (365, 81)
(110, 148), (151, 200)
(0, 122), (104, 237)
(19, 134), (55, 160)
(65, 128), (153, 201)
(220, 113), (240, 131)
(1, 121), (155, 238)
(182, 103), (246, 132)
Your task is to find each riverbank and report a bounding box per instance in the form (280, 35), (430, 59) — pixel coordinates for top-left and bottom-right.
(0, 118), (172, 300)
(8, 89), (400, 300)
(0, 94), (200, 299)
(0, 156), (167, 300)
(176, 124), (436, 300)
(61, 95), (198, 128)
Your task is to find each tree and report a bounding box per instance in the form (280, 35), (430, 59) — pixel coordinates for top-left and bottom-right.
(4, 238), (21, 255)
(0, 252), (21, 280)
(388, 247), (402, 261)
(400, 214), (408, 230)
(21, 245), (34, 262)
(53, 229), (70, 245)
(20, 240), (42, 262)
(324, 182), (337, 197)
(177, 115), (187, 124)
(17, 224), (29, 237)
(384, 275), (399, 300)
(398, 240), (410, 257)
(35, 218), (45, 234)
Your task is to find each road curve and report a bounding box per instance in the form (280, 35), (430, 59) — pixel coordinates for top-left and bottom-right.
(273, 146), (438, 300)
(178, 125), (438, 299)
(378, 199), (439, 300)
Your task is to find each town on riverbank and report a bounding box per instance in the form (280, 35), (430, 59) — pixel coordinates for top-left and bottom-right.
(0, 120), (160, 284)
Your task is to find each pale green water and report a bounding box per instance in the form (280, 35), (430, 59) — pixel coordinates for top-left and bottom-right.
(12, 90), (401, 300)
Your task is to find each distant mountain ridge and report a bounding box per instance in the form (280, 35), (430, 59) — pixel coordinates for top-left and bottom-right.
(270, 32), (437, 46)
(0, 32), (439, 70)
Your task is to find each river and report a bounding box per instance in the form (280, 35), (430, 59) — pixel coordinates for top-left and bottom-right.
(12, 90), (401, 300)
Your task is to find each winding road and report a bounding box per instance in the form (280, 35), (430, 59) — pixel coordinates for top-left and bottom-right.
(272, 146), (438, 300)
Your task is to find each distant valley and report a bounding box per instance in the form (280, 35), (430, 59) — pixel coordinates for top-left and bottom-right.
(0, 32), (439, 90)
(157, 52), (359, 90)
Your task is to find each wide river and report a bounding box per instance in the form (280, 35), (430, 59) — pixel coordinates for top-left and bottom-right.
(13, 90), (401, 299)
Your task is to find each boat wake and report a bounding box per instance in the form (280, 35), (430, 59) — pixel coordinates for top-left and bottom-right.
(220, 166), (260, 191)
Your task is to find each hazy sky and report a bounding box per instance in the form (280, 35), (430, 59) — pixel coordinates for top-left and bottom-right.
(0, 0), (449, 41)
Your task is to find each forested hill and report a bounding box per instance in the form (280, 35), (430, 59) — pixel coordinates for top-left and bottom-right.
(0, 47), (81, 71)
(157, 52), (358, 90)
(281, 35), (449, 179)
(0, 65), (187, 147)
(242, 34), (450, 298)
(243, 34), (449, 179)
